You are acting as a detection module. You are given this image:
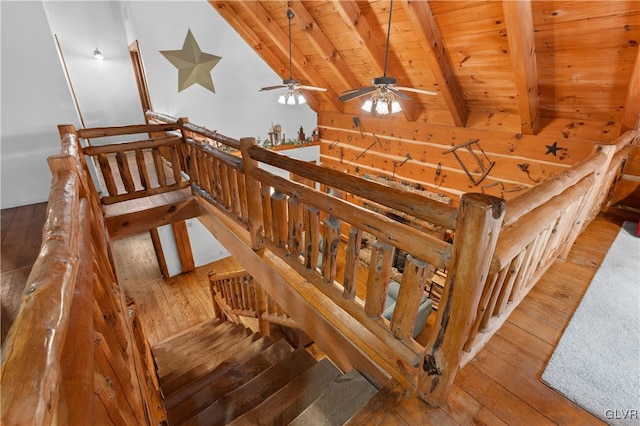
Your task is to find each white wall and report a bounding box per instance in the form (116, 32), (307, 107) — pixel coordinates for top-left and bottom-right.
(42, 1), (145, 144)
(120, 0), (317, 142)
(1, 1), (79, 208)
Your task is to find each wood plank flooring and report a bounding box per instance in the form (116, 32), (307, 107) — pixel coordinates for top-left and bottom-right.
(2, 200), (637, 424)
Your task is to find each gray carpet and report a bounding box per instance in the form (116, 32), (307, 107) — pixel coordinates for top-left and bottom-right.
(542, 221), (640, 425)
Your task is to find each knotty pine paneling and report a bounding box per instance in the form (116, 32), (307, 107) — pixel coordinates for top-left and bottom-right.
(317, 111), (618, 205)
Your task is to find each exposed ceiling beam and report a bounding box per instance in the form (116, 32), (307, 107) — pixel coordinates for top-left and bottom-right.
(403, 0), (468, 128)
(333, 0), (423, 122)
(502, 0), (540, 135)
(621, 45), (640, 133)
(288, 1), (361, 92)
(233, 1), (344, 113)
(210, 1), (326, 110)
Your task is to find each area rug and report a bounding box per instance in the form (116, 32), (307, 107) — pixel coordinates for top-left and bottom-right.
(541, 221), (640, 425)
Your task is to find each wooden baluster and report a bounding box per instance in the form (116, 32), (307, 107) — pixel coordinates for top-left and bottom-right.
(491, 249), (526, 319)
(254, 281), (270, 336)
(211, 157), (222, 201)
(261, 186), (273, 241)
(97, 153), (117, 196)
(151, 148), (167, 187)
(343, 227), (363, 299)
(237, 172), (249, 222)
(220, 162), (232, 209)
(390, 255), (432, 339)
(116, 152), (135, 194)
(169, 145), (182, 185)
(321, 215), (341, 284)
(288, 197), (304, 257)
(364, 242), (394, 317)
(517, 225), (553, 296)
(271, 191), (288, 248)
(240, 138), (264, 250)
(208, 271), (223, 320)
(304, 206), (321, 271)
(229, 167), (241, 217)
(201, 152), (212, 195)
(134, 149), (151, 190)
(464, 268), (504, 351)
(419, 193), (505, 407)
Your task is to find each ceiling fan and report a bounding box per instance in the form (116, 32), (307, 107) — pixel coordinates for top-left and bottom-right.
(259, 9), (327, 105)
(339, 0), (437, 114)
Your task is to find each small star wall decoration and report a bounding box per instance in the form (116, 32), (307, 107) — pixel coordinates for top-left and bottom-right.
(161, 29), (221, 93)
(545, 141), (564, 156)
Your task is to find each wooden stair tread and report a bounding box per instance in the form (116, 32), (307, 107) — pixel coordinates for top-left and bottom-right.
(161, 331), (260, 396)
(165, 338), (294, 424)
(344, 379), (457, 425)
(157, 324), (251, 377)
(227, 358), (342, 426)
(152, 318), (224, 354)
(181, 347), (318, 426)
(289, 369), (378, 426)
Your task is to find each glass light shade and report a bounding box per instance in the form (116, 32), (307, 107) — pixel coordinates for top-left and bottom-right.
(298, 93), (306, 104)
(375, 99), (390, 115)
(361, 99), (373, 112)
(278, 94), (286, 104)
(390, 100), (402, 113)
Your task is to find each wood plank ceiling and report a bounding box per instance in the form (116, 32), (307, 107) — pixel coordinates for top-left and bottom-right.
(209, 0), (640, 136)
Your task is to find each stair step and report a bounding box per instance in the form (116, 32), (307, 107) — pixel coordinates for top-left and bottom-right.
(166, 338), (294, 425)
(180, 347), (318, 426)
(227, 358), (342, 426)
(152, 318), (223, 354)
(154, 322), (236, 367)
(161, 331), (261, 396)
(288, 369), (378, 426)
(157, 324), (251, 380)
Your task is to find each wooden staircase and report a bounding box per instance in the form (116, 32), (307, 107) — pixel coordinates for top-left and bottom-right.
(152, 319), (378, 425)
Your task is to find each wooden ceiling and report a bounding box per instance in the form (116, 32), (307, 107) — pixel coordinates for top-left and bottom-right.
(209, 0), (640, 137)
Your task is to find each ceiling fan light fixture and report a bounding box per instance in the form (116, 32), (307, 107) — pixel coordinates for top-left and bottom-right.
(361, 91), (402, 115)
(278, 87), (306, 105)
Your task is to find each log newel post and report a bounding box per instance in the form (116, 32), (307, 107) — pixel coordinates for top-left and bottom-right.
(418, 193), (505, 407)
(240, 137), (264, 250)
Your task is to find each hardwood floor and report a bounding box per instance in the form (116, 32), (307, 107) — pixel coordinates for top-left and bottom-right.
(2, 201), (637, 424)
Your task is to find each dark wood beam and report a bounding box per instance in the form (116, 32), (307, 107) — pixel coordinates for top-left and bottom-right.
(333, 0), (423, 122)
(402, 0), (468, 127)
(502, 0), (540, 135)
(621, 45), (640, 133)
(233, 1), (345, 112)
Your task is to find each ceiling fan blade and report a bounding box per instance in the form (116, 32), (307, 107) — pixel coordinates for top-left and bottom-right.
(259, 85), (286, 92)
(394, 86), (438, 96)
(339, 86), (378, 102)
(298, 85), (328, 92)
(387, 87), (413, 100)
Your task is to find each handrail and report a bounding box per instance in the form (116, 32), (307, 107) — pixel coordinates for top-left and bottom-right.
(1, 165), (81, 425)
(247, 145), (458, 229)
(77, 122), (181, 139)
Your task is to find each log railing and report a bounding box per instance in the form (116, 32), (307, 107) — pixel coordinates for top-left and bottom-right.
(143, 111), (637, 406)
(7, 109), (633, 423)
(0, 126), (162, 425)
(208, 269), (298, 335)
(458, 131), (638, 368)
(82, 133), (188, 205)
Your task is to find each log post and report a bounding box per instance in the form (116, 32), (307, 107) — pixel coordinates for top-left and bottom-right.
(418, 193), (505, 407)
(240, 138), (264, 250)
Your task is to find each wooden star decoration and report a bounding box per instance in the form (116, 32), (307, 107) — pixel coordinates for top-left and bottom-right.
(161, 29), (221, 93)
(545, 141), (563, 156)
